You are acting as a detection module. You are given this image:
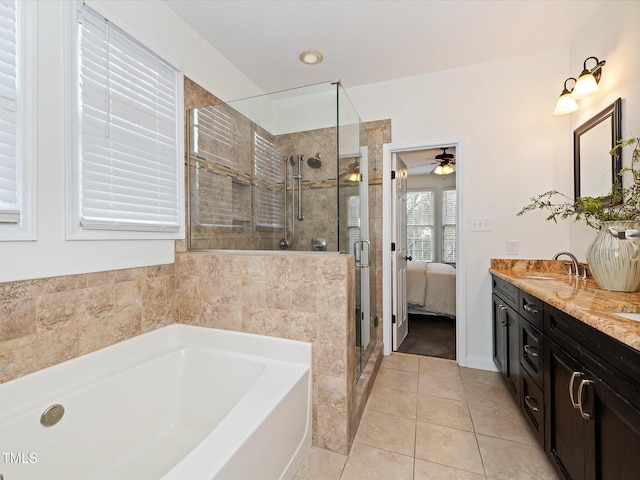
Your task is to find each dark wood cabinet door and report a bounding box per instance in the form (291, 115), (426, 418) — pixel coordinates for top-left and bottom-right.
(492, 294), (519, 399)
(590, 373), (640, 480)
(492, 293), (508, 374)
(506, 307), (520, 399)
(545, 341), (595, 480)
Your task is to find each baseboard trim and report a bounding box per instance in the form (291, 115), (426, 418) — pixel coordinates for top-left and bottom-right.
(465, 355), (498, 372)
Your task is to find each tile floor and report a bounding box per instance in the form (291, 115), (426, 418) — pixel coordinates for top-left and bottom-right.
(295, 353), (559, 480)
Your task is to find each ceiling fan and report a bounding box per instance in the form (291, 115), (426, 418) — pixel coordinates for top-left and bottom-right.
(425, 148), (456, 175)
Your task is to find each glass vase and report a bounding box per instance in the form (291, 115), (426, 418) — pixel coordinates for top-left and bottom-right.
(587, 221), (640, 292)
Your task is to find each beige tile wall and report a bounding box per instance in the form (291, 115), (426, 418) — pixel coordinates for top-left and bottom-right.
(175, 248), (360, 454)
(0, 264), (176, 384)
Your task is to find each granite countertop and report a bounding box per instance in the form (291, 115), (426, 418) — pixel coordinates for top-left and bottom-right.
(489, 259), (640, 353)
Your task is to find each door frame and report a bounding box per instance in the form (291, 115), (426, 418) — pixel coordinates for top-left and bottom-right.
(382, 138), (467, 366)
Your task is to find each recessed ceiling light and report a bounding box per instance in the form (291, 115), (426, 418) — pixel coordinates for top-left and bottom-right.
(300, 50), (323, 65)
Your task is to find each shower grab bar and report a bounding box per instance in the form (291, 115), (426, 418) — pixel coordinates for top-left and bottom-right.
(354, 240), (370, 268)
(284, 156), (289, 244)
(296, 155), (304, 221)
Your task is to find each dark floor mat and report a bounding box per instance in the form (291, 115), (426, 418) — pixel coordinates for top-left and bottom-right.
(397, 314), (456, 359)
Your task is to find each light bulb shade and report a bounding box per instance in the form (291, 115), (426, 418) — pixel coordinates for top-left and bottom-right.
(570, 57), (605, 99)
(553, 92), (579, 115)
(571, 73), (598, 99)
(434, 163), (454, 175)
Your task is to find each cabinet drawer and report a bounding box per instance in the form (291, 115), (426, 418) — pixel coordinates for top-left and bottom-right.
(520, 320), (544, 388)
(492, 275), (518, 310)
(520, 291), (543, 330)
(521, 369), (544, 447)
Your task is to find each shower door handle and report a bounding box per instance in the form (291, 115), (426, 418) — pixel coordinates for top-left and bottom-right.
(354, 240), (370, 268)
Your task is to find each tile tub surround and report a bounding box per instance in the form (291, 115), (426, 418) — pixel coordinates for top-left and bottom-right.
(490, 259), (640, 352)
(0, 264), (177, 384)
(176, 250), (372, 454)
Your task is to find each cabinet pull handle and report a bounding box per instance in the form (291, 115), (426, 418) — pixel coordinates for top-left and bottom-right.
(524, 344), (538, 357)
(524, 395), (540, 412)
(499, 305), (508, 326)
(523, 303), (538, 314)
(569, 371), (583, 409)
(578, 379), (594, 420)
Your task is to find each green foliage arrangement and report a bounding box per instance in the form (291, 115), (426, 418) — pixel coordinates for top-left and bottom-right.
(517, 136), (640, 230)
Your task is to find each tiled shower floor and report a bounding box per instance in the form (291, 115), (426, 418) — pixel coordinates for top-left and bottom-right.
(295, 353), (558, 480)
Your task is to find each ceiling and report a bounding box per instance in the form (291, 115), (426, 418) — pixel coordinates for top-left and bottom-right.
(163, 0), (602, 173)
(164, 0), (601, 94)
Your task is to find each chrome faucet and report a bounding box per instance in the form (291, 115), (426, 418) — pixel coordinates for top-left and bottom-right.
(553, 251), (580, 276)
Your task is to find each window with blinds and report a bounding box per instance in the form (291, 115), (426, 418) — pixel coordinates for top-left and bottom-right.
(253, 132), (283, 228)
(190, 106), (244, 228)
(442, 189), (457, 263)
(0, 0), (36, 240)
(407, 190), (434, 262)
(67, 3), (183, 238)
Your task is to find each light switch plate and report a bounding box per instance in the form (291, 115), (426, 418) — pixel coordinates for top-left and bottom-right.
(470, 217), (491, 231)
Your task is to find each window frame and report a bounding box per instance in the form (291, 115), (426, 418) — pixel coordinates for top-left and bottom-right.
(0, 0), (37, 241)
(64, 1), (184, 240)
(406, 188), (435, 262)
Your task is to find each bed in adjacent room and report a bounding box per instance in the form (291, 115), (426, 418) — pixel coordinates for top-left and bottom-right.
(406, 261), (456, 317)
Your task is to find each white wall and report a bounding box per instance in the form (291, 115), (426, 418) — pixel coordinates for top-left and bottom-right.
(568, 1), (640, 258)
(1, 0), (263, 282)
(350, 47), (573, 366)
(349, 0), (639, 367)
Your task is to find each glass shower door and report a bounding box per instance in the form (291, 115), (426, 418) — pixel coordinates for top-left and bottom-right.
(337, 84), (373, 380)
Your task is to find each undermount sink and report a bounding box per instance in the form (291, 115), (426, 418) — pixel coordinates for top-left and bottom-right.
(612, 312), (640, 322)
(521, 275), (558, 280)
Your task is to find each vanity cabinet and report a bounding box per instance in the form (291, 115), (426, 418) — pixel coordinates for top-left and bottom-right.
(545, 304), (640, 480)
(491, 274), (640, 479)
(492, 276), (520, 400)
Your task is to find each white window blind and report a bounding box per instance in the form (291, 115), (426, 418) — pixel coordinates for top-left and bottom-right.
(254, 131), (283, 228)
(0, 0), (35, 239)
(0, 0), (19, 223)
(407, 190), (434, 262)
(442, 189), (457, 263)
(75, 5), (181, 233)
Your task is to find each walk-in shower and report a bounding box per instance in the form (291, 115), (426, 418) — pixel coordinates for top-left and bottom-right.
(187, 81), (376, 380)
(187, 81), (361, 253)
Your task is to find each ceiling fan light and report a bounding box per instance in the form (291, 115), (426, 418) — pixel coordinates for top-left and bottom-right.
(434, 163), (454, 175)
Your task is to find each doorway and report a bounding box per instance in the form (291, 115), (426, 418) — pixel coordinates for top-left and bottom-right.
(382, 140), (467, 365)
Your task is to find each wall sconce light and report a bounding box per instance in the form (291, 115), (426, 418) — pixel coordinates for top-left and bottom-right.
(552, 56), (606, 115)
(571, 56), (606, 99)
(433, 163), (455, 175)
(552, 78), (579, 116)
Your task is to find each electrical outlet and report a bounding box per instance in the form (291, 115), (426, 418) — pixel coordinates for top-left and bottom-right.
(507, 240), (519, 255)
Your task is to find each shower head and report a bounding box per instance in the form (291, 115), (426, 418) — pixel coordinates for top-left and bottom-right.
(307, 153), (322, 169)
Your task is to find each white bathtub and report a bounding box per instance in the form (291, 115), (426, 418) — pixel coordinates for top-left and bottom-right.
(0, 325), (312, 479)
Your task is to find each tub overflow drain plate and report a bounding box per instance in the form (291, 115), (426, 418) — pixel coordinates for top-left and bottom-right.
(40, 404), (65, 427)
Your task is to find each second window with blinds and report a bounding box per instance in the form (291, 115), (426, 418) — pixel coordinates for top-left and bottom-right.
(407, 188), (456, 264)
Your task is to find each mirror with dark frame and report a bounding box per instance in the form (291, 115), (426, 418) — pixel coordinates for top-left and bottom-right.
(573, 97), (622, 203)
